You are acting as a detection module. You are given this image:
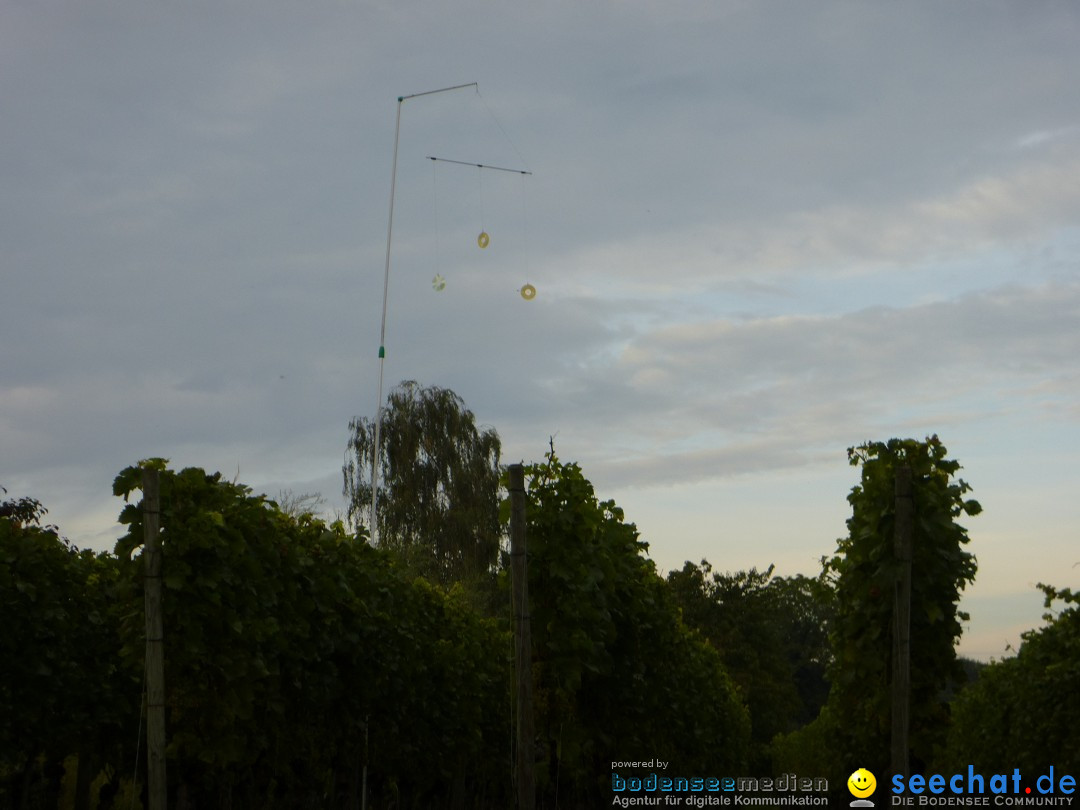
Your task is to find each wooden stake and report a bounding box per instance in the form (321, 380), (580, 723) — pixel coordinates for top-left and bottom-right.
(142, 468), (167, 810)
(508, 464), (535, 810)
(891, 464), (913, 780)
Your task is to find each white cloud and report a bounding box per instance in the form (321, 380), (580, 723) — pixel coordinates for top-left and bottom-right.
(547, 150), (1080, 292)
(497, 282), (1080, 490)
(1015, 125), (1080, 150)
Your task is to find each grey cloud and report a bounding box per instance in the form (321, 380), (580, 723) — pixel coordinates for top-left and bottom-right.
(504, 282), (1080, 489)
(4, 0), (1080, 604)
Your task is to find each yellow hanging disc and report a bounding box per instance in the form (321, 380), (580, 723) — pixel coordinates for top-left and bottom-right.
(432, 274), (446, 291)
(520, 283), (536, 301)
(477, 231), (490, 249)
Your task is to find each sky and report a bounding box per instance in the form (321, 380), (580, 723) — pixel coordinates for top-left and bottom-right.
(3, 1), (1080, 661)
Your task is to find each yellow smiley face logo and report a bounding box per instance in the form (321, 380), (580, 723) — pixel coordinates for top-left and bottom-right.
(848, 768), (877, 798)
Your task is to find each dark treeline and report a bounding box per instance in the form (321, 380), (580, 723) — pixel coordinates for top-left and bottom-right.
(2, 455), (750, 809)
(3, 389), (1078, 809)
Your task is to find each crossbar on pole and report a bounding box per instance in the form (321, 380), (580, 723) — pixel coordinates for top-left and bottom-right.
(427, 156), (532, 175)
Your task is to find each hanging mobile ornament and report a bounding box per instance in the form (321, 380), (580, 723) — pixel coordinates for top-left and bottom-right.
(517, 171), (535, 300)
(476, 164), (490, 248)
(426, 156), (533, 273)
(430, 161), (448, 291)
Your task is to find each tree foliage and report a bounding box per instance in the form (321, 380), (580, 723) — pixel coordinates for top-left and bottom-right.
(5, 434), (1029, 807)
(111, 463), (512, 808)
(513, 452), (750, 803)
(944, 584), (1080, 773)
(6, 451), (749, 808)
(0, 490), (134, 809)
(343, 380), (502, 586)
(818, 436), (980, 772)
(667, 561), (833, 767)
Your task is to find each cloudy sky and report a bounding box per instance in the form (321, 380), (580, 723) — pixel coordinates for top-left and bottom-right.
(4, 1), (1079, 660)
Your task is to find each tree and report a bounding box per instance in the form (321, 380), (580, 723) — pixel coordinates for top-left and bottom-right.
(0, 489), (134, 810)
(512, 451), (749, 802)
(666, 561), (833, 767)
(112, 462), (512, 808)
(820, 436), (980, 773)
(944, 584), (1080, 773)
(343, 380), (502, 586)
(274, 488), (327, 519)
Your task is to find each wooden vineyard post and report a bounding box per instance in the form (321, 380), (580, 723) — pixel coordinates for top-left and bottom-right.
(143, 467), (167, 810)
(891, 464), (914, 781)
(508, 464), (535, 810)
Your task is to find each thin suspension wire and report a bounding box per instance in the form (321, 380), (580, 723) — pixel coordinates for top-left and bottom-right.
(431, 159), (441, 278)
(520, 171), (532, 285)
(475, 86), (532, 174)
(477, 166), (485, 233)
(425, 156), (532, 255)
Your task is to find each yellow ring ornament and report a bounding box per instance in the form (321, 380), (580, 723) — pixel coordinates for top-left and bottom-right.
(477, 231), (490, 249)
(520, 283), (536, 301)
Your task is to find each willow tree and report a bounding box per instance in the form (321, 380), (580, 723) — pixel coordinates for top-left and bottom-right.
(343, 380), (502, 586)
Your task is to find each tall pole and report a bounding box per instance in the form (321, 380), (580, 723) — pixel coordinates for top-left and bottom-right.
(368, 82), (477, 545)
(891, 464), (914, 780)
(142, 467), (167, 810)
(508, 464), (535, 810)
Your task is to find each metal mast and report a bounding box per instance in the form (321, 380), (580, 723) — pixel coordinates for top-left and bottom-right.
(370, 83), (477, 544)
